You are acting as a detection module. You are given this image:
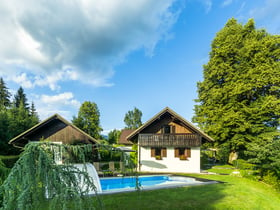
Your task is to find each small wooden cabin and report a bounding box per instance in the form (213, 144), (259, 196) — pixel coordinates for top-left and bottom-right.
(9, 114), (98, 148)
(126, 107), (213, 173)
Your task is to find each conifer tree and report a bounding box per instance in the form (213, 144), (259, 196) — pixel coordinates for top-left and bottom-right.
(0, 77), (11, 109)
(14, 86), (29, 110)
(29, 101), (40, 125)
(193, 18), (280, 161)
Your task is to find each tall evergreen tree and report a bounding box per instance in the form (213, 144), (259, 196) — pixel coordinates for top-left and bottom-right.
(14, 86), (29, 110)
(29, 101), (40, 125)
(124, 107), (143, 129)
(72, 101), (103, 139)
(0, 77), (11, 109)
(193, 18), (280, 160)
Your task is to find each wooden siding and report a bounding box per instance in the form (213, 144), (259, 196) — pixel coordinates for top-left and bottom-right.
(139, 133), (201, 147)
(47, 125), (93, 144)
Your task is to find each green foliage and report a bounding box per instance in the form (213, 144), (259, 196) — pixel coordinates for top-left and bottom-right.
(14, 86), (29, 110)
(0, 159), (10, 186)
(245, 139), (280, 178)
(0, 142), (102, 210)
(0, 155), (20, 168)
(262, 171), (280, 191)
(232, 159), (255, 170)
(0, 79), (39, 155)
(72, 101), (103, 139)
(193, 18), (280, 156)
(130, 144), (138, 166)
(0, 78), (11, 109)
(107, 129), (121, 144)
(124, 107), (143, 129)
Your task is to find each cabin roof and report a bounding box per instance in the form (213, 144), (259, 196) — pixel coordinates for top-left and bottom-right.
(127, 107), (214, 142)
(9, 113), (98, 147)
(119, 129), (135, 145)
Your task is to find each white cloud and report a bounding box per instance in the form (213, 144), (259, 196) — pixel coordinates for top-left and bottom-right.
(198, 0), (212, 13)
(221, 0), (233, 7)
(33, 92), (81, 120)
(0, 0), (180, 89)
(248, 0), (280, 34)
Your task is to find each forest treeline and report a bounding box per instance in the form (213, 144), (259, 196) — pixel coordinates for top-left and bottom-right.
(0, 78), (39, 155)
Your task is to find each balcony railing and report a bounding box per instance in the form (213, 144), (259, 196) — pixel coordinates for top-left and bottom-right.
(138, 133), (201, 147)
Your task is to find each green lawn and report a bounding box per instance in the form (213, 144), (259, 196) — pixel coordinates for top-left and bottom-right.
(98, 174), (280, 210)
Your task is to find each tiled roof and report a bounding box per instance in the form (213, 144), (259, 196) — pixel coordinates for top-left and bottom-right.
(118, 129), (135, 145)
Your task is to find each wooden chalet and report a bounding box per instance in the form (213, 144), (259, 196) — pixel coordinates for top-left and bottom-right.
(9, 114), (98, 148)
(127, 107), (213, 173)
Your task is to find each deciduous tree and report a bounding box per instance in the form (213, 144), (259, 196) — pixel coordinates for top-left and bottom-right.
(124, 107), (143, 129)
(107, 129), (121, 144)
(193, 18), (280, 161)
(72, 101), (103, 139)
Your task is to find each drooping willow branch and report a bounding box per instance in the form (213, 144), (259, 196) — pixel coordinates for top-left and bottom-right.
(0, 142), (101, 210)
(0, 142), (137, 210)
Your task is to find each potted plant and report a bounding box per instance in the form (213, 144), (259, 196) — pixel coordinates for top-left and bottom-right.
(179, 155), (187, 160)
(155, 155), (162, 160)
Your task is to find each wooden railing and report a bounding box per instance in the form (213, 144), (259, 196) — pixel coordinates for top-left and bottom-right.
(138, 133), (201, 147)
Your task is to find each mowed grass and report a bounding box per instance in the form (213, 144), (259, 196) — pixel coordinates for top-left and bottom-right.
(98, 174), (280, 210)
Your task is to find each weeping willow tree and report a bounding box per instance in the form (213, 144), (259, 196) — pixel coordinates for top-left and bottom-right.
(0, 142), (135, 210)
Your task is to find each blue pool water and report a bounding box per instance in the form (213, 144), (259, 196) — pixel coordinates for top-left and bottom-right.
(100, 175), (202, 192)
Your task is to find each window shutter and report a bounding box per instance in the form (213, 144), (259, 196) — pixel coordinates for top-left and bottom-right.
(174, 148), (179, 157)
(185, 148), (191, 157)
(151, 148), (155, 157)
(162, 148), (167, 157)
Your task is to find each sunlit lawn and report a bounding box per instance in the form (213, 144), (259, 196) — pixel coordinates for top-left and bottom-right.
(98, 173), (280, 210)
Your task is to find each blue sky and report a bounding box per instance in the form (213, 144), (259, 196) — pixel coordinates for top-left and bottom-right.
(0, 0), (279, 134)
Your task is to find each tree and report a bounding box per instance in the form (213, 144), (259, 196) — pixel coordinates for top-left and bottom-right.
(0, 77), (11, 109)
(124, 107), (143, 129)
(14, 86), (29, 110)
(107, 129), (121, 145)
(72, 101), (103, 139)
(29, 101), (40, 125)
(193, 18), (280, 161)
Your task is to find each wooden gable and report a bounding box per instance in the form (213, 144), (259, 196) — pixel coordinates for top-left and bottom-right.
(127, 107), (214, 144)
(9, 114), (98, 148)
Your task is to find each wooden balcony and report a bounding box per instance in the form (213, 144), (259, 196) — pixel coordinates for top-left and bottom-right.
(138, 133), (201, 147)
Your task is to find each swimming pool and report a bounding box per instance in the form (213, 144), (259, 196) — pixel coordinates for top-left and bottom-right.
(99, 175), (205, 194)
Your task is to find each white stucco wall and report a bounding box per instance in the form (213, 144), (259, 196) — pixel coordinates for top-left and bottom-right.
(138, 146), (201, 173)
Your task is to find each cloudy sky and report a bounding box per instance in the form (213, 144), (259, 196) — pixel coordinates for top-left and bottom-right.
(0, 0), (279, 134)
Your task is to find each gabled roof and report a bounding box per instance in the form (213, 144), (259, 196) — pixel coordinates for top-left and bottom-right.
(9, 113), (98, 147)
(119, 129), (135, 145)
(127, 107), (214, 142)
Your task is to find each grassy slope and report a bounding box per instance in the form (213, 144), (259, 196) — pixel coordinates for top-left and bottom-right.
(99, 174), (280, 210)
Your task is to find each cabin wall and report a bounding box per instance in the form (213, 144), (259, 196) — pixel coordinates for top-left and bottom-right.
(47, 125), (92, 144)
(138, 146), (200, 173)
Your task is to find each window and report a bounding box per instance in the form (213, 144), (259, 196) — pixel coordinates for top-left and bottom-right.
(161, 125), (175, 134)
(162, 125), (171, 134)
(174, 147), (191, 160)
(151, 147), (167, 160)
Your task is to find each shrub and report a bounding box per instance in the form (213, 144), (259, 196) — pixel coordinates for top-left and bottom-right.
(262, 171), (280, 191)
(240, 170), (260, 181)
(233, 159), (255, 170)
